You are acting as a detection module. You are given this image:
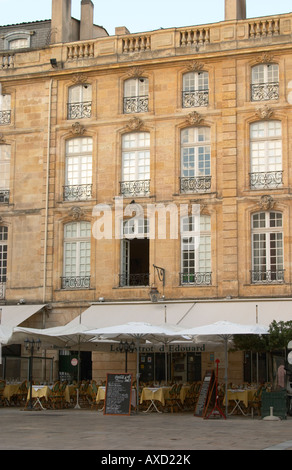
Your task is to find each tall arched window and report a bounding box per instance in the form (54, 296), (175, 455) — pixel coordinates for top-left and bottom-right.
(180, 214), (211, 285)
(62, 221), (91, 289)
(180, 127), (211, 193)
(182, 71), (209, 108)
(251, 211), (284, 283)
(64, 137), (93, 201)
(251, 64), (279, 101)
(250, 120), (282, 189)
(67, 83), (92, 119)
(120, 132), (150, 197)
(123, 77), (149, 114)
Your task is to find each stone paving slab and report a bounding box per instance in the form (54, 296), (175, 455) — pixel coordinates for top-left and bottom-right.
(0, 408), (291, 451)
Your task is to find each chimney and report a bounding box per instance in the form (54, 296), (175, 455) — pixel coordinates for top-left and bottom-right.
(80, 0), (94, 40)
(51, 0), (72, 43)
(225, 0), (246, 21)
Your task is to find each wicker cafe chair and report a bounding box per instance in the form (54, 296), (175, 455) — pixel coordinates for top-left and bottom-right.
(49, 381), (64, 409)
(79, 380), (92, 406)
(0, 380), (5, 406)
(185, 382), (200, 409)
(166, 384), (183, 413)
(249, 384), (264, 417)
(90, 381), (99, 409)
(16, 380), (28, 406)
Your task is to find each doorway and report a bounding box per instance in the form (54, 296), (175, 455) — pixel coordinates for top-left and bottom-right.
(59, 350), (92, 382)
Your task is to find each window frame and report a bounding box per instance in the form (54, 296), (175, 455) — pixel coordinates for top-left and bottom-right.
(180, 126), (211, 193)
(182, 71), (209, 108)
(251, 63), (279, 101)
(0, 94), (11, 125)
(249, 120), (283, 189)
(180, 214), (212, 285)
(67, 83), (92, 120)
(251, 211), (284, 284)
(62, 221), (91, 289)
(0, 144), (11, 203)
(64, 137), (93, 201)
(120, 131), (150, 197)
(123, 77), (149, 114)
(3, 31), (31, 50)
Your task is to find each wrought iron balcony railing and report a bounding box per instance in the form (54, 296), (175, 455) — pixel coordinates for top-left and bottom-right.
(180, 272), (212, 286)
(249, 171), (283, 189)
(63, 184), (92, 201)
(67, 101), (92, 119)
(251, 270), (285, 284)
(251, 82), (279, 101)
(182, 90), (209, 108)
(0, 110), (11, 125)
(123, 96), (149, 114)
(0, 190), (10, 204)
(120, 179), (150, 197)
(180, 176), (211, 193)
(61, 276), (90, 289)
(119, 273), (150, 287)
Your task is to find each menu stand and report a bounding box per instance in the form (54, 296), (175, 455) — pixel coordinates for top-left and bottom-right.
(205, 359), (226, 420)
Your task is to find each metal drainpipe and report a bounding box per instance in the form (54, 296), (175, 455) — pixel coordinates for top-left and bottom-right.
(43, 79), (53, 304)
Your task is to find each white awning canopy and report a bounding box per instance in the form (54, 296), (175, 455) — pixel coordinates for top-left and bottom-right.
(0, 304), (46, 328)
(76, 298), (292, 330)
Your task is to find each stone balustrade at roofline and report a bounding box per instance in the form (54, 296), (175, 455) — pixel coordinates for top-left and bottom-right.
(1, 12), (292, 72)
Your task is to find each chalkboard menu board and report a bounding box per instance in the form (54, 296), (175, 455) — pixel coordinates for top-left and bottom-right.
(194, 370), (215, 418)
(104, 373), (133, 415)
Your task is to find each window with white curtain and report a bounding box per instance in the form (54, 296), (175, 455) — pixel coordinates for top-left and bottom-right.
(181, 214), (211, 285)
(250, 120), (282, 189)
(67, 84), (92, 119)
(121, 132), (150, 197)
(62, 221), (91, 289)
(182, 71), (209, 108)
(251, 64), (279, 101)
(64, 137), (93, 201)
(251, 211), (284, 283)
(0, 145), (10, 203)
(123, 78), (149, 114)
(180, 127), (211, 193)
(0, 94), (11, 125)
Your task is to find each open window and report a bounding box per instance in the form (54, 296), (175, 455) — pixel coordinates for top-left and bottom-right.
(120, 218), (149, 287)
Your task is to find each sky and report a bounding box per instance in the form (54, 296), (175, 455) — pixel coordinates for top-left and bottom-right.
(0, 0), (291, 35)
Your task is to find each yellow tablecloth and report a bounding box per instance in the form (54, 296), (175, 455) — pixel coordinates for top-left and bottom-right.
(64, 385), (77, 403)
(27, 385), (52, 402)
(3, 384), (21, 401)
(140, 385), (190, 406)
(96, 386), (106, 403)
(140, 387), (171, 406)
(224, 389), (257, 407)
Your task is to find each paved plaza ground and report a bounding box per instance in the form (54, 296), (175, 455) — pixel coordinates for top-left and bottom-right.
(0, 408), (291, 452)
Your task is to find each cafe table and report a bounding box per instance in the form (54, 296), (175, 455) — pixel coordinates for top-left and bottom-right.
(26, 385), (53, 410)
(140, 386), (171, 413)
(224, 388), (257, 416)
(64, 384), (77, 404)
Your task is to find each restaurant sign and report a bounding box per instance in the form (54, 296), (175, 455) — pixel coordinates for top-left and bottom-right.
(109, 343), (206, 353)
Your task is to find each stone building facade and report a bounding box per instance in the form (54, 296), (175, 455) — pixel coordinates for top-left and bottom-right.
(1, 0), (292, 384)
